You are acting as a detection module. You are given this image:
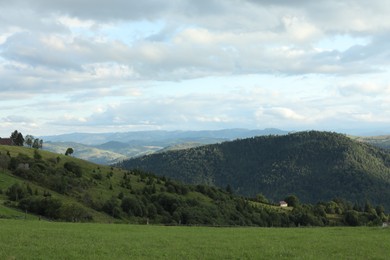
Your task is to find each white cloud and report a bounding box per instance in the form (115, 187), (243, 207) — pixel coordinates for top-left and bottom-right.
(339, 82), (390, 96)
(1, 0), (390, 135)
(282, 16), (322, 43)
(269, 107), (306, 121)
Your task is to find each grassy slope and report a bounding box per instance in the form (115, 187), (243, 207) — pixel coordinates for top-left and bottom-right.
(0, 171), (39, 219)
(1, 145), (261, 225)
(1, 219), (389, 259)
(0, 145), (119, 222)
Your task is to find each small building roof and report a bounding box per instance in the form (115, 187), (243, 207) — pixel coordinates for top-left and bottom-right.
(0, 138), (13, 146)
(279, 201), (288, 206)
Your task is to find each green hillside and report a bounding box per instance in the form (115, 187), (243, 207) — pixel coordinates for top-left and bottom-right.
(0, 145), (307, 226)
(1, 143), (387, 226)
(118, 131), (390, 211)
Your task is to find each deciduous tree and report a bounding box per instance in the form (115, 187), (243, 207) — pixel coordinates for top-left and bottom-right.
(25, 135), (34, 147)
(65, 148), (74, 156)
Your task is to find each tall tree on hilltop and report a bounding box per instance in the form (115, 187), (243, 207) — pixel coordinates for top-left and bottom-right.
(65, 148), (74, 156)
(10, 130), (24, 146)
(25, 135), (34, 147)
(10, 130), (18, 144)
(32, 138), (43, 149)
(32, 139), (40, 149)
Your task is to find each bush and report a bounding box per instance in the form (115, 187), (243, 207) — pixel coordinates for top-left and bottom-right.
(103, 196), (121, 218)
(92, 172), (103, 180)
(121, 196), (145, 217)
(19, 196), (62, 219)
(0, 154), (10, 169)
(344, 210), (360, 226)
(6, 183), (28, 201)
(34, 150), (42, 160)
(284, 195), (300, 208)
(64, 162), (82, 177)
(59, 203), (93, 222)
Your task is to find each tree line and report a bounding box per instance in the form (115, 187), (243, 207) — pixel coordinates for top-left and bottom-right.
(10, 130), (43, 149)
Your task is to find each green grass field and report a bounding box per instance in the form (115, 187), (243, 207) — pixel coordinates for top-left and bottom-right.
(1, 219), (389, 259)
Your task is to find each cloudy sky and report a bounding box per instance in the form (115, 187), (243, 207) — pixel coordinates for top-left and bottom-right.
(1, 0), (390, 136)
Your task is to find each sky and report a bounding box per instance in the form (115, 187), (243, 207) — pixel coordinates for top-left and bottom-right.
(1, 0), (390, 137)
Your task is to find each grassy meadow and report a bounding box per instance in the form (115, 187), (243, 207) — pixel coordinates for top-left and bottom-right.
(1, 219), (389, 259)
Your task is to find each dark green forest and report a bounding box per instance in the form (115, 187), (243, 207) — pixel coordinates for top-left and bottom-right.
(1, 143), (387, 226)
(118, 131), (390, 211)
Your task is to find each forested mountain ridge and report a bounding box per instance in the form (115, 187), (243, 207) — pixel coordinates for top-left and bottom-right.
(118, 131), (390, 210)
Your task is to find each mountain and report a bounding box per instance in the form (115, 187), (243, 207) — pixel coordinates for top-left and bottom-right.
(43, 142), (127, 165)
(118, 131), (390, 211)
(156, 142), (207, 153)
(41, 128), (288, 145)
(41, 129), (289, 164)
(353, 135), (390, 150)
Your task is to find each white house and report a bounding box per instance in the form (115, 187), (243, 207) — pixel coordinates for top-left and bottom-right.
(279, 201), (288, 207)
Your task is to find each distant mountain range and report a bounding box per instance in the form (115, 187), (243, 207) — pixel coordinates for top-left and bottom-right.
(118, 131), (390, 210)
(42, 128), (289, 145)
(353, 135), (390, 150)
(41, 129), (390, 165)
(42, 128), (289, 164)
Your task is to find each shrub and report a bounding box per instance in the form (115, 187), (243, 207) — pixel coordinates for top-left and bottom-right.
(344, 210), (360, 226)
(64, 162), (82, 177)
(121, 196), (145, 217)
(59, 203), (93, 222)
(6, 183), (28, 201)
(103, 196), (121, 218)
(19, 196), (62, 219)
(0, 154), (10, 169)
(34, 150), (42, 160)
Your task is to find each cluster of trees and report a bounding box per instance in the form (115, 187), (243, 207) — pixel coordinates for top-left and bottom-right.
(25, 135), (43, 149)
(5, 170), (387, 226)
(80, 169), (389, 226)
(10, 130), (43, 149)
(3, 151), (89, 195)
(280, 195), (386, 227)
(5, 183), (91, 221)
(119, 131), (390, 211)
